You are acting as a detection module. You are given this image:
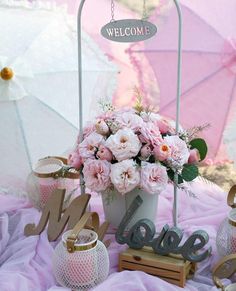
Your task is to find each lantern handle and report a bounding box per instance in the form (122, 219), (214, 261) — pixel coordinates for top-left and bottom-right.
(66, 212), (99, 253)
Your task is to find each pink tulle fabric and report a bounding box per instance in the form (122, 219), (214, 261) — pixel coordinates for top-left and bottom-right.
(0, 179), (231, 290)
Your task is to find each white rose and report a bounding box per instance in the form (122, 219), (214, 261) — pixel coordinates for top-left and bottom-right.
(110, 160), (140, 194)
(105, 128), (141, 161)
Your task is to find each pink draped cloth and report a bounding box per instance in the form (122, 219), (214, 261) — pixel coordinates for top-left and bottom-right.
(0, 180), (231, 290)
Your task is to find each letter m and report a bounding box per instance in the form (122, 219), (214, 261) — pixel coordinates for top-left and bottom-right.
(24, 189), (90, 241)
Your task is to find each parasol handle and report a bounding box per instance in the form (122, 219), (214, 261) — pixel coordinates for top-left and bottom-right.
(172, 0), (183, 228)
(77, 0), (86, 195)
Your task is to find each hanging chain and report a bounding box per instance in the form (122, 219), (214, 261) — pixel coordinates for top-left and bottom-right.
(111, 0), (115, 22)
(142, 0), (147, 20)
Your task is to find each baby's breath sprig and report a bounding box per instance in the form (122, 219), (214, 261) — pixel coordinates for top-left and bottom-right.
(187, 124), (210, 140)
(106, 119), (120, 134)
(179, 123), (210, 143)
(98, 99), (115, 112)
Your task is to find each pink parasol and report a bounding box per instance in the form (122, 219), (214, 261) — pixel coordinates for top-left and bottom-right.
(128, 0), (236, 162)
(55, 0), (159, 107)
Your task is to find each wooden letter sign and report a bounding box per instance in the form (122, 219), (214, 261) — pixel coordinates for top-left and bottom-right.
(116, 195), (211, 263)
(24, 189), (109, 242)
(101, 19), (157, 43)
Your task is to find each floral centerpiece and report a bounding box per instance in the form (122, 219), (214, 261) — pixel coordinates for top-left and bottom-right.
(68, 91), (208, 227)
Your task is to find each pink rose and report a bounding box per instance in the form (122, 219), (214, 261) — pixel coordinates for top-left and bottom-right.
(139, 122), (163, 146)
(79, 132), (104, 160)
(164, 135), (190, 167)
(83, 159), (111, 192)
(96, 145), (113, 162)
(82, 122), (95, 139)
(105, 128), (141, 161)
(188, 149), (200, 164)
(141, 162), (168, 194)
(114, 111), (143, 131)
(153, 143), (171, 161)
(68, 151), (82, 169)
(140, 144), (152, 159)
(95, 119), (110, 136)
(110, 160), (140, 194)
(156, 119), (173, 134)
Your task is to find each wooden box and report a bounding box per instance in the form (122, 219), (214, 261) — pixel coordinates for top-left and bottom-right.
(119, 247), (196, 288)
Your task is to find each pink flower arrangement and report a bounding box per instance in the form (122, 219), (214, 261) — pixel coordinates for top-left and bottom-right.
(69, 97), (208, 196)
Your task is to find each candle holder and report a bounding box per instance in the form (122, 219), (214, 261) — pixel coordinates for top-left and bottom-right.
(216, 186), (236, 257)
(52, 213), (109, 290)
(27, 156), (80, 210)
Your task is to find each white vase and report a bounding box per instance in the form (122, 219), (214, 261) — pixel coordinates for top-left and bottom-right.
(101, 188), (158, 230)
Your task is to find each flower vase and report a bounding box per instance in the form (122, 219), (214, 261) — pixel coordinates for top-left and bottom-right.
(101, 188), (158, 230)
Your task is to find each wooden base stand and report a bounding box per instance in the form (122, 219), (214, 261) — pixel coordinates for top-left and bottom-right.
(119, 247), (196, 288)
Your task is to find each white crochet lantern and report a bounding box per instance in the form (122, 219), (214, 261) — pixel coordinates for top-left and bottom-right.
(52, 228), (109, 290)
(216, 186), (236, 257)
(216, 209), (236, 257)
(27, 157), (80, 210)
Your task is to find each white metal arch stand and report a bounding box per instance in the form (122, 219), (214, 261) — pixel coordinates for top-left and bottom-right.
(77, 0), (182, 227)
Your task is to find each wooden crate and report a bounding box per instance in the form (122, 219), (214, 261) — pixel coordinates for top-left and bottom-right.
(119, 247), (196, 288)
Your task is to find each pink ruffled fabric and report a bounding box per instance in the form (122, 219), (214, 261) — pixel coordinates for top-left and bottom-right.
(0, 179), (231, 290)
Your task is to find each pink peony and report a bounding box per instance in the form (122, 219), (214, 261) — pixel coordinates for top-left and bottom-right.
(96, 145), (113, 162)
(140, 144), (152, 159)
(153, 143), (171, 161)
(188, 149), (200, 164)
(164, 135), (190, 167)
(95, 119), (110, 136)
(105, 128), (141, 161)
(83, 159), (111, 192)
(139, 122), (163, 146)
(110, 160), (140, 194)
(79, 132), (104, 160)
(141, 162), (168, 194)
(68, 151), (82, 169)
(114, 111), (143, 131)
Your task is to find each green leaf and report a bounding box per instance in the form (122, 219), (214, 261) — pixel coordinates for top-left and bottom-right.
(189, 138), (208, 161)
(182, 164), (199, 182)
(167, 169), (184, 184)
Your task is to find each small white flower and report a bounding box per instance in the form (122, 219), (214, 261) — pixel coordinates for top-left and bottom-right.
(105, 128), (141, 161)
(110, 159), (140, 194)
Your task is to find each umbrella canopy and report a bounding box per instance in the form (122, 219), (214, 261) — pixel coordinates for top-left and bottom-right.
(128, 1), (236, 162)
(56, 0), (159, 107)
(0, 2), (118, 187)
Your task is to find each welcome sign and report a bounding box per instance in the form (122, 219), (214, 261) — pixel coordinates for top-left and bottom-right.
(101, 19), (157, 42)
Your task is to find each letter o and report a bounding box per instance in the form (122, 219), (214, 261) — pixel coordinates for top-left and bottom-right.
(131, 27), (136, 36)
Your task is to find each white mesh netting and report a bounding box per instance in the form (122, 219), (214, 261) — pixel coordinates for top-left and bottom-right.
(52, 240), (109, 290)
(217, 210), (236, 257)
